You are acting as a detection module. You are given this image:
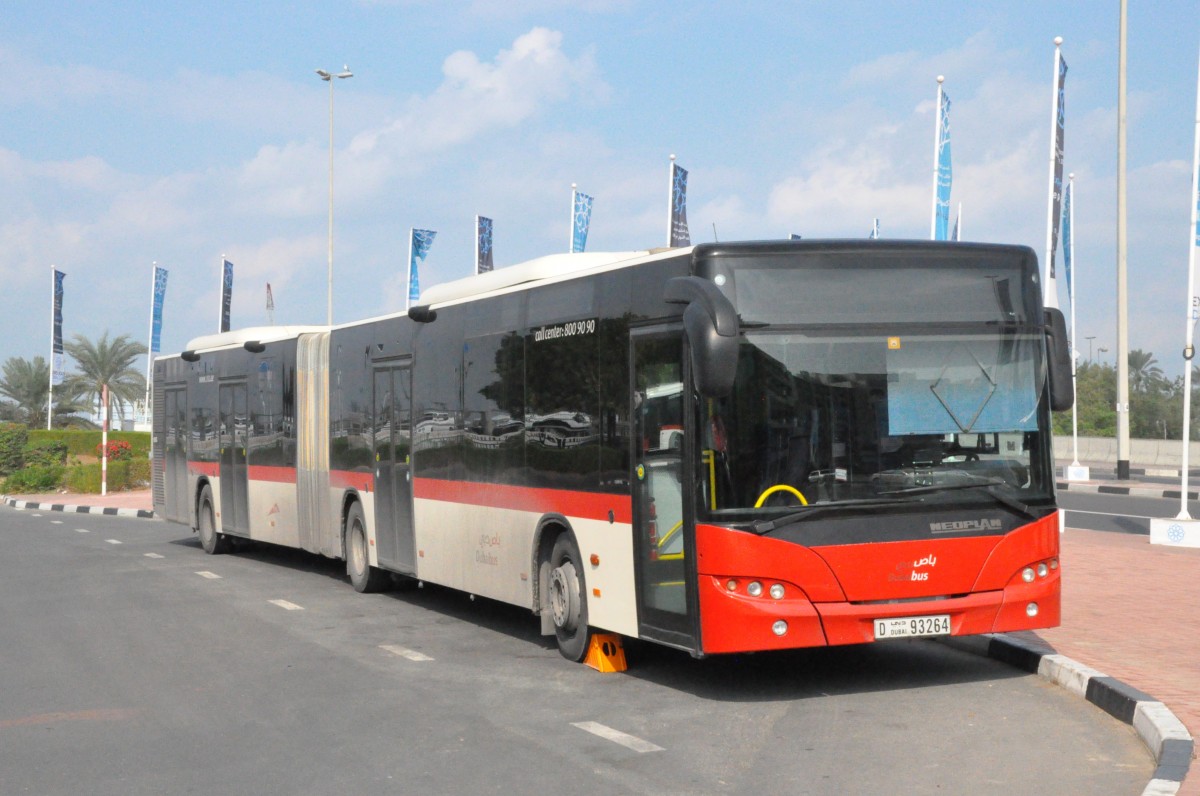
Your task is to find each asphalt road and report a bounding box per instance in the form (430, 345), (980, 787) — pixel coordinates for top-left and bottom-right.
(0, 507), (1153, 795)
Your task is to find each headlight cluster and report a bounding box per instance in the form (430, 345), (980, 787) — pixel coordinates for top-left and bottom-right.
(724, 579), (786, 600)
(1019, 557), (1058, 583)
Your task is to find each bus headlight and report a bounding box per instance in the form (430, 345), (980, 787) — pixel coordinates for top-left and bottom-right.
(1037, 563), (1048, 578)
(747, 581), (763, 597)
(1026, 602), (1039, 617)
(1021, 567), (1036, 583)
(772, 620), (788, 636)
(769, 583), (785, 600)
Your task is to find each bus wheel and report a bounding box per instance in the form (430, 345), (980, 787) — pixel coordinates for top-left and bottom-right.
(197, 484), (231, 555)
(346, 502), (387, 593)
(548, 535), (591, 662)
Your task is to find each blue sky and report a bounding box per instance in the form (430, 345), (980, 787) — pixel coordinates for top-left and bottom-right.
(1, 1), (1196, 378)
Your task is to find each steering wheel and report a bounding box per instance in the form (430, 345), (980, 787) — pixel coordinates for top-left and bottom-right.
(754, 484), (808, 508)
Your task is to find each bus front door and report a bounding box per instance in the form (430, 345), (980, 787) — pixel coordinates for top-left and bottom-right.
(373, 362), (415, 574)
(631, 331), (699, 653)
(218, 381), (249, 536)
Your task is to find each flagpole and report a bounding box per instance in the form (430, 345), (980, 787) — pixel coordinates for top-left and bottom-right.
(1178, 46), (1200, 520)
(145, 262), (156, 424)
(218, 255), (224, 332)
(570, 184), (577, 252)
(1043, 37), (1064, 309)
(957, 202), (963, 241)
(475, 215), (481, 273)
(406, 229), (414, 311)
(667, 155), (676, 248)
(930, 76), (944, 240)
(47, 266), (55, 430)
(1067, 175), (1081, 468)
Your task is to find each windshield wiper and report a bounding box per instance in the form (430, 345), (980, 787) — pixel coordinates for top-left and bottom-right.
(877, 478), (1038, 520)
(750, 499), (900, 535)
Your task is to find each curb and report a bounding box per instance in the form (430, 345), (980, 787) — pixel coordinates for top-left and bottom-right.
(1056, 481), (1200, 501)
(2, 495), (155, 519)
(943, 634), (1194, 795)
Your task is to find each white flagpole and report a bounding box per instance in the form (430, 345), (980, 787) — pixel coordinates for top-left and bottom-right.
(218, 254), (225, 332)
(570, 184), (577, 252)
(667, 155), (676, 247)
(1178, 46), (1200, 521)
(406, 229), (414, 311)
(144, 263), (155, 424)
(474, 215), (481, 274)
(1067, 175), (1081, 468)
(47, 266), (55, 430)
(930, 76), (944, 240)
(956, 202), (963, 241)
(1043, 37), (1064, 310)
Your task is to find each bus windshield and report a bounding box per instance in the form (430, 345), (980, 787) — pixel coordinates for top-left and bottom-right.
(699, 326), (1052, 518)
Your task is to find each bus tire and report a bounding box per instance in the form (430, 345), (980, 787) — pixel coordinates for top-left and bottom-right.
(346, 502), (387, 593)
(548, 534), (591, 662)
(197, 484), (231, 555)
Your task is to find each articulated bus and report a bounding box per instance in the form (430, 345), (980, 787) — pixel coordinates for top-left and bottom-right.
(152, 240), (1074, 662)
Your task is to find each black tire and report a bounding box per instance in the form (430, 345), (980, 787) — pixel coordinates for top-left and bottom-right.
(197, 484), (231, 555)
(547, 534), (591, 662)
(346, 502), (388, 593)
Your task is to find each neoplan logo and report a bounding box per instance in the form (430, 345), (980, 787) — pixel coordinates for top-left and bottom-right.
(929, 518), (1003, 534)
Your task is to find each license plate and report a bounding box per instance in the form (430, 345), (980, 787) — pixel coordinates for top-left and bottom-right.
(874, 614), (951, 640)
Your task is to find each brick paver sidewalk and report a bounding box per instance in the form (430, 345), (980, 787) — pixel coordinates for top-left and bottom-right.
(1015, 526), (1200, 794)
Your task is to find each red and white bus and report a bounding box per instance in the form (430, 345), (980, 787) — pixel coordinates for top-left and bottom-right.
(152, 240), (1073, 662)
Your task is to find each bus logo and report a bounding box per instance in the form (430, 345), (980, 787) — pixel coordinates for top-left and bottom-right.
(929, 518), (1003, 534)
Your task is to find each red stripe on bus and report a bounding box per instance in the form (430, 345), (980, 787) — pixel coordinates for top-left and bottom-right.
(330, 469), (373, 492)
(413, 478), (632, 525)
(188, 462), (218, 477)
(246, 465), (297, 484)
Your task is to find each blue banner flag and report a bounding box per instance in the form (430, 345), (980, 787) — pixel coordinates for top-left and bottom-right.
(1062, 180), (1073, 304)
(408, 229), (437, 306)
(669, 161), (691, 247)
(934, 90), (952, 241)
(151, 266), (168, 354)
(571, 190), (593, 253)
(1048, 55), (1068, 279)
(869, 218), (880, 239)
(220, 259), (233, 333)
(476, 216), (494, 274)
(51, 268), (65, 385)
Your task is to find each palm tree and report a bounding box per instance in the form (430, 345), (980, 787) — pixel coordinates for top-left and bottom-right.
(1128, 349), (1164, 394)
(0, 356), (94, 428)
(0, 356), (51, 427)
(63, 332), (147, 429)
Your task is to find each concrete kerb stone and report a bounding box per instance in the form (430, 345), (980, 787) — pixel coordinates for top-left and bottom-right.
(957, 633), (1195, 795)
(1, 495), (155, 519)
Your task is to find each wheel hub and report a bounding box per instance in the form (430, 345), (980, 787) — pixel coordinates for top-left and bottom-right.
(549, 561), (579, 631)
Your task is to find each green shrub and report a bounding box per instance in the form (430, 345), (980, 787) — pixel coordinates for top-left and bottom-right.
(27, 430), (150, 458)
(4, 464), (64, 493)
(62, 460), (146, 493)
(0, 423), (29, 475)
(24, 440), (69, 468)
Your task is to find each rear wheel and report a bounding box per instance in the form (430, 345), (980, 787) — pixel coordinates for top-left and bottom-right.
(346, 502), (388, 593)
(197, 484), (231, 555)
(548, 534), (591, 662)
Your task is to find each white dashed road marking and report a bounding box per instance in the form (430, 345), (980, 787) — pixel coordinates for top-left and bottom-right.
(75, 528), (89, 533)
(571, 722), (664, 753)
(50, 520), (63, 525)
(195, 571), (222, 579)
(105, 539), (122, 545)
(380, 644), (434, 662)
(268, 599), (303, 611)
(144, 553), (165, 559)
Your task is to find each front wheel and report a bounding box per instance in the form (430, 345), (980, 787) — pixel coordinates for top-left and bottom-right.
(547, 534), (591, 662)
(346, 502), (388, 593)
(197, 484), (231, 555)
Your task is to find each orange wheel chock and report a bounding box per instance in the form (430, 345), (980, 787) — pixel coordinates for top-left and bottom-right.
(584, 633), (628, 673)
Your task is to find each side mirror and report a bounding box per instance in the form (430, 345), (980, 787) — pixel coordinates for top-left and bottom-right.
(408, 305), (437, 323)
(664, 276), (738, 396)
(1044, 307), (1074, 411)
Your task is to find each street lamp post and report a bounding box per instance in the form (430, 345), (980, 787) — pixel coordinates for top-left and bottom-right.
(316, 66), (353, 326)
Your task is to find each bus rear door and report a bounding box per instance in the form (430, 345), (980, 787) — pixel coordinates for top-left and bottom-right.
(373, 361), (415, 574)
